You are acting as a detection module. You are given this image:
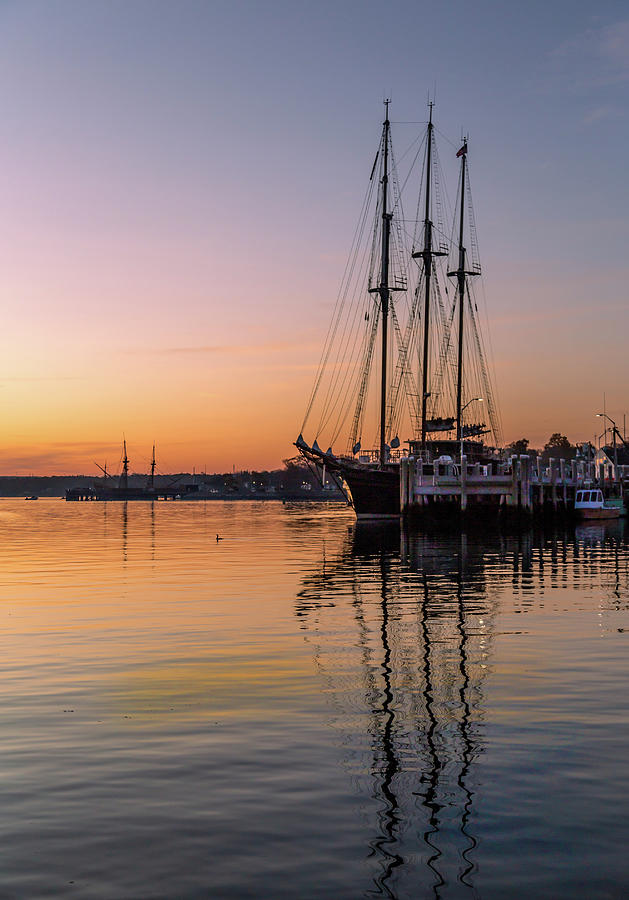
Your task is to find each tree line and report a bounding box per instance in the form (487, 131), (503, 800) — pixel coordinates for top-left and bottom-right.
(505, 434), (593, 462)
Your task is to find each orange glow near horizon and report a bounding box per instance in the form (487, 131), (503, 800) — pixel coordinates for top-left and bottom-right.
(0, 5), (628, 475)
(1, 264), (628, 475)
(1, 298), (627, 476)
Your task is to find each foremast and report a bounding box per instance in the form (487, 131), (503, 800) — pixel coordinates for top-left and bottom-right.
(368, 100), (403, 466)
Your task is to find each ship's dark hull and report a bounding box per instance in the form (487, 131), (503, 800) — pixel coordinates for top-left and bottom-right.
(66, 486), (162, 501)
(94, 488), (159, 500)
(296, 443), (400, 518)
(337, 463), (400, 519)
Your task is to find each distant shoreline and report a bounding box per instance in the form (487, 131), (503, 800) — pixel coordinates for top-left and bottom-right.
(0, 470), (346, 501)
(0, 494), (347, 503)
(0, 472), (346, 503)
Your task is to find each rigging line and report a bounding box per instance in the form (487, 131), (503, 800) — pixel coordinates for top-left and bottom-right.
(389, 130), (424, 187)
(386, 303), (419, 439)
(312, 178), (377, 434)
(369, 148), (380, 181)
(384, 310), (408, 422)
(464, 294), (494, 440)
(348, 309), (380, 448)
(317, 208), (371, 434)
(321, 135), (404, 444)
(399, 281), (422, 401)
(318, 264), (372, 438)
(304, 197), (369, 429)
(387, 278), (423, 437)
(392, 132), (427, 218)
(366, 320), (397, 449)
(304, 265), (367, 437)
(476, 276), (502, 428)
(313, 290), (364, 437)
(301, 164), (378, 432)
(432, 142), (453, 248)
(466, 286), (502, 445)
(431, 223), (451, 246)
(318, 233), (377, 438)
(393, 255), (414, 325)
(465, 161), (481, 272)
(368, 187), (382, 283)
(428, 297), (457, 420)
(307, 184), (375, 433)
(433, 125), (459, 150)
(447, 176), (463, 268)
(388, 150), (414, 295)
(345, 354), (372, 449)
(327, 287), (376, 443)
(412, 147), (427, 251)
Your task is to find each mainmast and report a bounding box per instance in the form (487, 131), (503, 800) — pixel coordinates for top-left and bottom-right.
(149, 442), (156, 490)
(413, 103), (446, 452)
(378, 102), (392, 466)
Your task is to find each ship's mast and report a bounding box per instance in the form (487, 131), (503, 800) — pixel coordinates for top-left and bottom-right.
(150, 442), (156, 490)
(120, 439), (129, 491)
(454, 141), (467, 442)
(413, 103), (445, 452)
(366, 102), (399, 465)
(378, 102), (392, 466)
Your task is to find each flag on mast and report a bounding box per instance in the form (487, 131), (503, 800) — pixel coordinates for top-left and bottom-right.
(456, 142), (467, 158)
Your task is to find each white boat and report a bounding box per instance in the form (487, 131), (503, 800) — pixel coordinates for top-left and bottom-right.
(574, 489), (620, 520)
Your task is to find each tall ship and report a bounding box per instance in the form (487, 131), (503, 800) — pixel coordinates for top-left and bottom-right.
(296, 102), (502, 517)
(65, 440), (159, 501)
(65, 441), (199, 501)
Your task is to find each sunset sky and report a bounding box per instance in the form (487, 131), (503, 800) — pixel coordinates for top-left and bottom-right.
(1, 0), (628, 474)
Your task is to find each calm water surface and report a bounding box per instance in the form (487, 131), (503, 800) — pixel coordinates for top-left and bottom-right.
(1, 499), (628, 898)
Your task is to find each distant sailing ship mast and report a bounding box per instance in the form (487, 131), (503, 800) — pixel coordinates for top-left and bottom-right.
(120, 439), (129, 490)
(149, 441), (156, 491)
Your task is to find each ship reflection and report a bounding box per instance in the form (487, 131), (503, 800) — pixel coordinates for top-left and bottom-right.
(296, 521), (499, 897)
(399, 527), (486, 898)
(296, 518), (628, 896)
(370, 542), (403, 892)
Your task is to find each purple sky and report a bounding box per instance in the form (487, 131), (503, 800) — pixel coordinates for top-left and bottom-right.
(0, 0), (627, 472)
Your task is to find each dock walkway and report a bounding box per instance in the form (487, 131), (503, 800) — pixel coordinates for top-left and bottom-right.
(400, 454), (627, 517)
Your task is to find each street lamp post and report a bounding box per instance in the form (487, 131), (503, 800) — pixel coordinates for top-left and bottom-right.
(597, 413), (618, 481)
(460, 397), (483, 463)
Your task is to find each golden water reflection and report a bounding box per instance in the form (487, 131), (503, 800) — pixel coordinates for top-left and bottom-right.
(1, 501), (628, 897)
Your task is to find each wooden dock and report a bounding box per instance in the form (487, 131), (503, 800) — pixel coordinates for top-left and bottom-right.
(400, 454), (627, 518)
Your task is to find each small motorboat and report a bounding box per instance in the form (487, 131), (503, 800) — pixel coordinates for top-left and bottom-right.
(574, 489), (620, 520)
(25, 496), (38, 500)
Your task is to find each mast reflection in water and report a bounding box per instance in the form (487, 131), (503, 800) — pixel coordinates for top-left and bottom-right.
(295, 519), (628, 898)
